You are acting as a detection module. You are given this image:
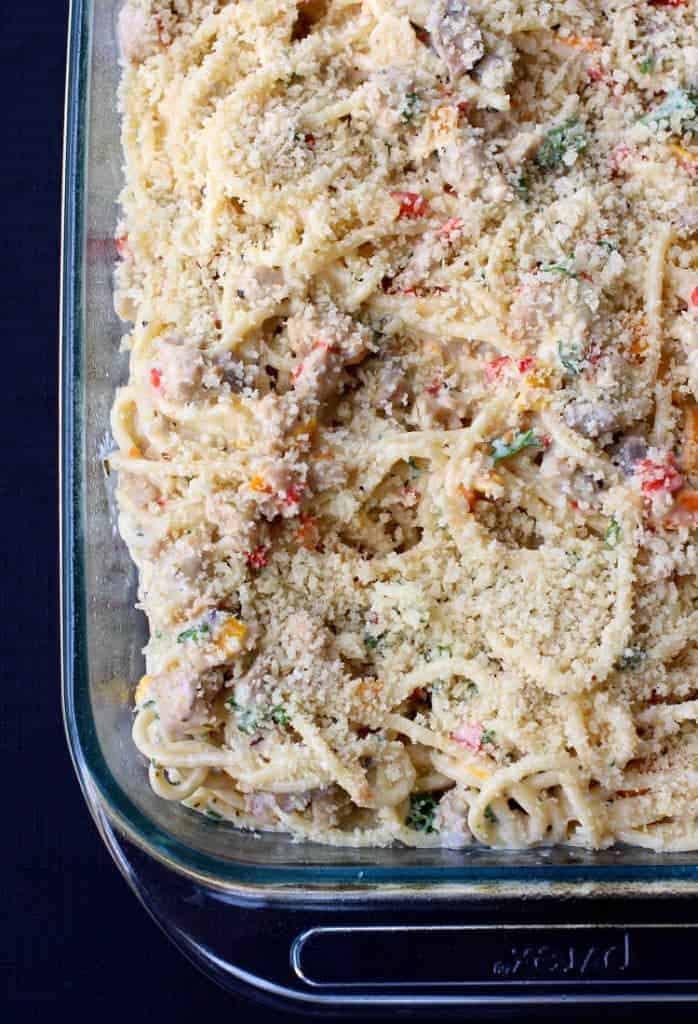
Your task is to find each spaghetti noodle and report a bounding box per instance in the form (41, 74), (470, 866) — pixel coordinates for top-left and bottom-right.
(111, 0), (698, 849)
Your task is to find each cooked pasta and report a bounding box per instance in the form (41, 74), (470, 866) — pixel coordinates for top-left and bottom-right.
(111, 0), (698, 849)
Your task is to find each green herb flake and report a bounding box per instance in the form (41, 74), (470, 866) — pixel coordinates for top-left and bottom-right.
(535, 119), (587, 171)
(176, 623), (210, 644)
(364, 632), (385, 650)
(639, 56), (655, 75)
(491, 429), (541, 463)
(558, 340), (582, 377)
(598, 239), (618, 254)
(484, 804), (498, 824)
(401, 91), (420, 124)
(615, 646), (646, 671)
(605, 516), (621, 549)
(541, 259), (578, 279)
(270, 705), (290, 728)
(204, 808), (223, 821)
(406, 793), (439, 833)
(227, 700), (258, 734)
(481, 729), (496, 746)
(514, 173), (530, 202)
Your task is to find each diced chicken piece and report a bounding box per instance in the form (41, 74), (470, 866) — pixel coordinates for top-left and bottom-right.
(250, 393), (301, 454)
(236, 265), (286, 305)
(426, 0), (484, 78)
(231, 657), (272, 709)
(378, 356), (408, 405)
(246, 792), (279, 826)
(564, 398), (620, 439)
(244, 788), (313, 825)
(140, 528), (240, 628)
(205, 489), (264, 550)
(475, 52), (514, 93)
(434, 786), (473, 848)
(361, 69), (415, 141)
(292, 341), (342, 402)
(310, 785), (353, 829)
(439, 136), (509, 202)
(287, 307), (370, 404)
(368, 13), (418, 69)
(417, 380), (467, 429)
(152, 337), (205, 403)
(246, 455), (306, 520)
(150, 666), (222, 740)
(117, 470), (160, 511)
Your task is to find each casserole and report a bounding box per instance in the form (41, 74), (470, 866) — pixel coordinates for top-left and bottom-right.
(61, 0), (698, 1010)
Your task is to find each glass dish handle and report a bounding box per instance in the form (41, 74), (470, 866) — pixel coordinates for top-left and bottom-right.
(93, 800), (698, 1013)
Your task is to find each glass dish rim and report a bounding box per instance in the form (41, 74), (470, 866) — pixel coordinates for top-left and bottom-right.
(60, 0), (698, 896)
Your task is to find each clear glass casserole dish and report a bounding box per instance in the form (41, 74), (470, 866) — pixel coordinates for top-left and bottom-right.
(61, 1), (698, 1011)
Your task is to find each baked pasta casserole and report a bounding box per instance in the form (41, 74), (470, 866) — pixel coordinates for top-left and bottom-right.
(110, 0), (698, 849)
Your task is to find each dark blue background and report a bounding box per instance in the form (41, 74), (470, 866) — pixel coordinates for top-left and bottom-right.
(1, 4), (692, 1022)
(1, 3), (270, 1018)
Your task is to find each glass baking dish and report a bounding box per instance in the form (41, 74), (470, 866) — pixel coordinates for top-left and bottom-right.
(61, 0), (698, 1011)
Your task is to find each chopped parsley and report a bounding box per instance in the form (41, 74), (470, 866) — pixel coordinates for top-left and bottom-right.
(484, 804), (498, 824)
(176, 623), (210, 644)
(615, 646), (646, 671)
(535, 119), (586, 171)
(598, 238), (618, 254)
(558, 340), (582, 377)
(541, 258), (578, 279)
(491, 429), (541, 463)
(481, 729), (496, 746)
(204, 808), (223, 821)
(225, 698), (290, 733)
(406, 792), (439, 833)
(514, 173), (530, 202)
(605, 516), (621, 549)
(401, 91), (420, 124)
(226, 699), (259, 734)
(638, 56), (655, 75)
(364, 632), (385, 650)
(270, 705), (290, 728)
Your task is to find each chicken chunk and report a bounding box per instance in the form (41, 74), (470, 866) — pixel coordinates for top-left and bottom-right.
(426, 0), (484, 78)
(564, 398), (620, 439)
(287, 307), (370, 404)
(150, 666), (222, 740)
(152, 337), (204, 403)
(434, 786), (473, 848)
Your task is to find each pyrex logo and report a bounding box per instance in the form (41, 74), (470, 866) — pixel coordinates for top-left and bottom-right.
(492, 933), (631, 977)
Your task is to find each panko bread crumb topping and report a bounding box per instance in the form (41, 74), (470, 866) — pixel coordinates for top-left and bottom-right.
(112, 0), (698, 849)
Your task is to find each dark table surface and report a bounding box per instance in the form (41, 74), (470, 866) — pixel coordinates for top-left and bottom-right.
(2, 5), (694, 1023)
(2, 3), (276, 1019)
